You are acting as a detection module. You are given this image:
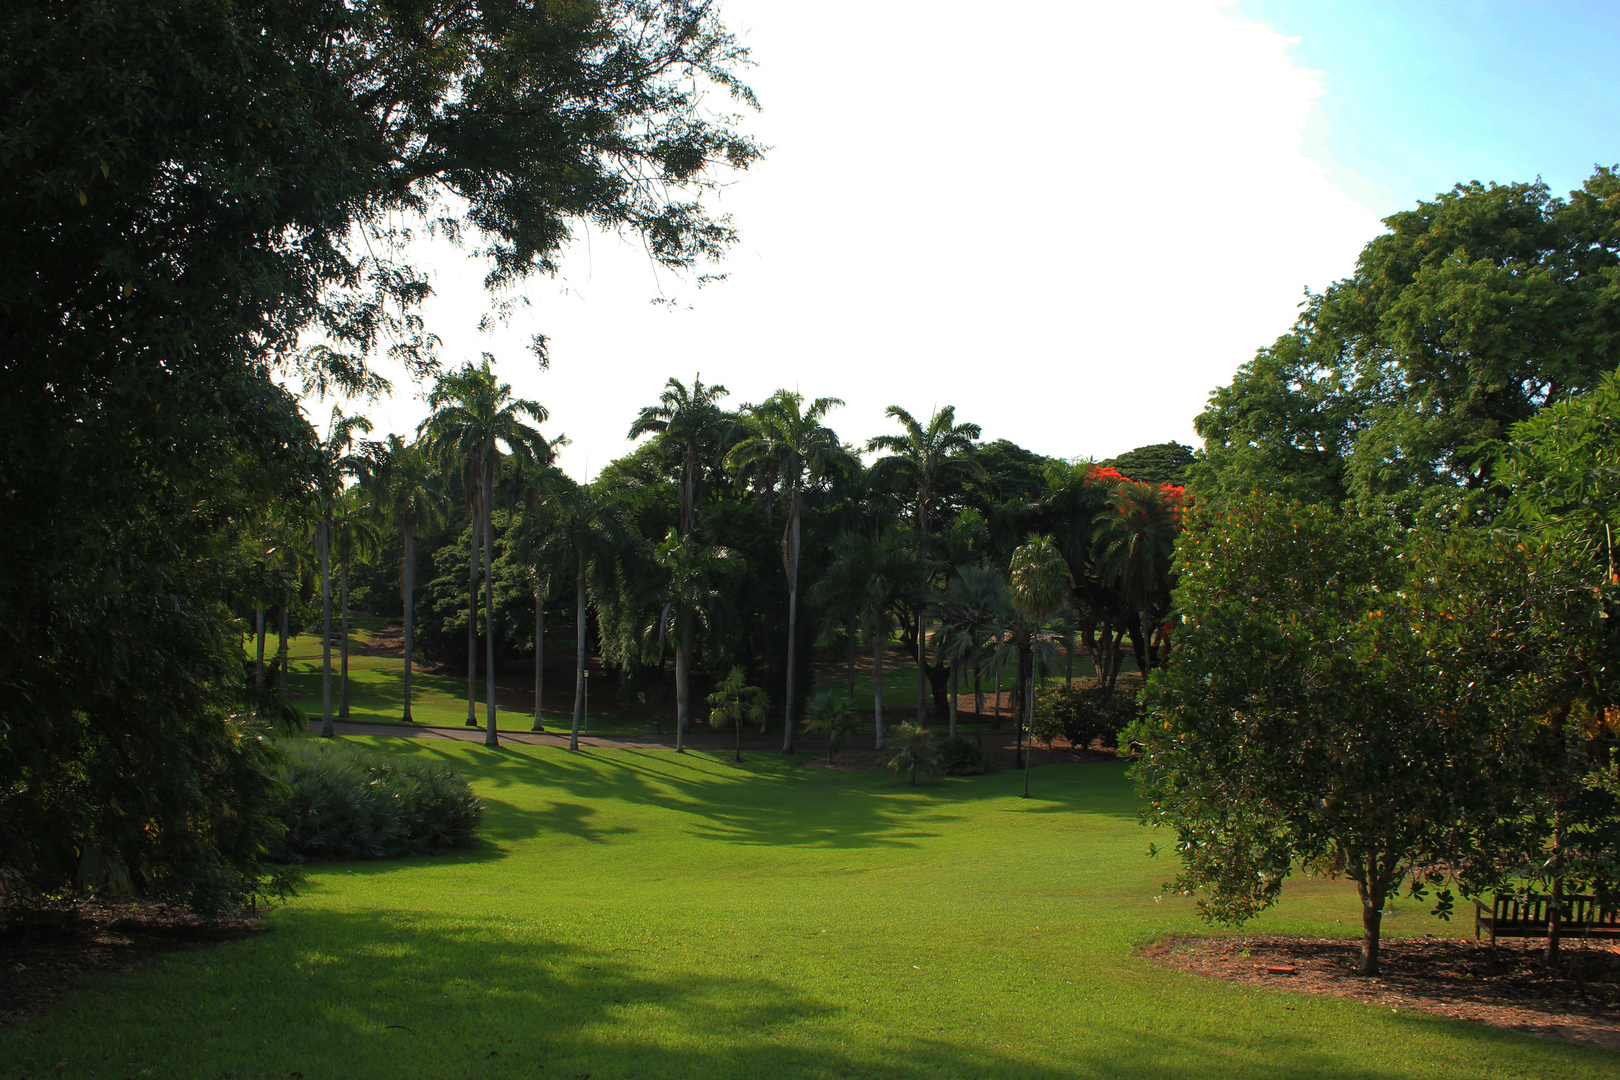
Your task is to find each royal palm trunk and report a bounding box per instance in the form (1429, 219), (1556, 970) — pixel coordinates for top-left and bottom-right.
(570, 562), (587, 751)
(466, 506), (479, 727)
(483, 477), (498, 747)
(402, 529), (416, 722)
(532, 583), (545, 731)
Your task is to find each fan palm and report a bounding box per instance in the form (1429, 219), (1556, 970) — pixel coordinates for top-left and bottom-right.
(364, 435), (446, 723)
(419, 359), (552, 748)
(727, 391), (855, 752)
(802, 691), (862, 765)
(867, 405), (983, 722)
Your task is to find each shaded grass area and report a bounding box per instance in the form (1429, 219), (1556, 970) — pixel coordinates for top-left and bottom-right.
(4, 744), (1611, 1079)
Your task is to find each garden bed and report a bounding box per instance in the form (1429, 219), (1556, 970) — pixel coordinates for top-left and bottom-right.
(1142, 934), (1620, 1051)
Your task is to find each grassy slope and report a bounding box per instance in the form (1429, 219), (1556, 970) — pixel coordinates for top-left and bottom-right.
(4, 744), (1610, 1079)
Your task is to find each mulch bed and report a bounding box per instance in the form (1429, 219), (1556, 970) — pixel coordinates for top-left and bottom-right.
(0, 900), (264, 1027)
(1142, 934), (1620, 1051)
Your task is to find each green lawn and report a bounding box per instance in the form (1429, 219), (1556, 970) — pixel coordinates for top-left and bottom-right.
(4, 742), (1609, 1079)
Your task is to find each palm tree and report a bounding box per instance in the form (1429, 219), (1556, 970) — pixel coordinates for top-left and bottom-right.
(1007, 535), (1072, 797)
(1094, 480), (1182, 676)
(365, 435), (446, 723)
(312, 408), (373, 738)
(803, 691), (862, 764)
(818, 528), (911, 749)
(419, 359), (552, 748)
(645, 530), (743, 752)
(523, 482), (642, 751)
(727, 391), (856, 752)
(507, 458), (571, 732)
(867, 405), (983, 723)
(938, 564), (1008, 744)
(707, 667), (769, 764)
(330, 484), (383, 718)
(627, 375), (731, 540)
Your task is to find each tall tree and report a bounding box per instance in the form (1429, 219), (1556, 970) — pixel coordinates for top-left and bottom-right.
(628, 376), (733, 540)
(523, 483), (642, 751)
(867, 406), (983, 722)
(727, 392), (855, 752)
(645, 531), (744, 751)
(1094, 479), (1183, 675)
(313, 409), (373, 738)
(938, 564), (1008, 746)
(1007, 536), (1071, 796)
(365, 435), (446, 723)
(419, 360), (551, 748)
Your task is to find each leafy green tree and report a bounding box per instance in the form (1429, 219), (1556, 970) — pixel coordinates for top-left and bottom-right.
(1190, 169), (1620, 515)
(868, 406), (984, 722)
(1135, 496), (1516, 976)
(419, 360), (551, 747)
(708, 667), (769, 764)
(728, 391), (856, 751)
(365, 435), (447, 723)
(1100, 443), (1195, 487)
(803, 691), (862, 764)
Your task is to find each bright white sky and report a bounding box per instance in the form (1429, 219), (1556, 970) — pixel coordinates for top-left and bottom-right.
(328, 0), (1620, 482)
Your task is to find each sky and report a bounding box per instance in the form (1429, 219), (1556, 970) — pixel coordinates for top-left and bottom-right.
(331, 0), (1620, 481)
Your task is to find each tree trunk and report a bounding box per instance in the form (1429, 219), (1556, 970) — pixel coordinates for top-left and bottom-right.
(319, 515), (334, 737)
(782, 501), (801, 752)
(1547, 800), (1567, 964)
(339, 555), (350, 718)
(1013, 650), (1027, 770)
(278, 608), (289, 697)
(1355, 870), (1387, 976)
(483, 477), (498, 748)
(916, 606), (928, 723)
(1126, 618), (1149, 680)
(974, 658), (984, 748)
(570, 564), (586, 751)
(675, 631), (690, 754)
(532, 583), (545, 731)
(947, 664), (958, 739)
(873, 634), (885, 749)
(402, 530), (415, 722)
(255, 609), (265, 686)
(466, 507), (479, 727)
(734, 711), (743, 763)
(1022, 650), (1034, 797)
(993, 653), (1004, 729)
(847, 616), (857, 701)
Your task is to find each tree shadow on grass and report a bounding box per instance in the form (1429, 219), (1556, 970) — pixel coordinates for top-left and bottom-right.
(8, 907), (1605, 1080)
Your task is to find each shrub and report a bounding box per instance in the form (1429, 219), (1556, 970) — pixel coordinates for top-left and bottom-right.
(884, 722), (937, 786)
(270, 740), (483, 862)
(934, 735), (990, 776)
(1028, 683), (1139, 750)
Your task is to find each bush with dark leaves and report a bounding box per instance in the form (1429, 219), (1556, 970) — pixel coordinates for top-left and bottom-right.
(934, 735), (991, 776)
(1028, 683), (1138, 750)
(270, 740), (482, 862)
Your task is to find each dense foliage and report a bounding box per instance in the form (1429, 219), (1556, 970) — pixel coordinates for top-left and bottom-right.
(0, 0), (759, 910)
(270, 740), (483, 862)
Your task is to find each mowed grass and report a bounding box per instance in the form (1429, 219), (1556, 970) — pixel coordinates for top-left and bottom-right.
(4, 744), (1611, 1079)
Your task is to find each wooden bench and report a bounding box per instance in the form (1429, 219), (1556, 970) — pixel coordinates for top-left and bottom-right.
(1474, 893), (1620, 945)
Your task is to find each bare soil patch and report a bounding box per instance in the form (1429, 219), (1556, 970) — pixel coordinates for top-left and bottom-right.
(1142, 934), (1620, 1052)
(0, 900), (263, 1027)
